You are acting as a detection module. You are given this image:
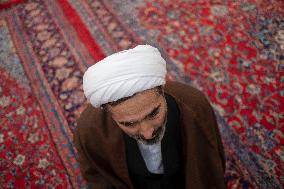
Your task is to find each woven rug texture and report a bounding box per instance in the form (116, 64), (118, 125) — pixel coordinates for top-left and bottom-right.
(0, 0), (283, 188)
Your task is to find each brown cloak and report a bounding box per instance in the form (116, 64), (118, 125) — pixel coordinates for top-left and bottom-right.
(74, 81), (226, 189)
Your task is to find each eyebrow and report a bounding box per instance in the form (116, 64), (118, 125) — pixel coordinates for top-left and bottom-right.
(118, 104), (161, 126)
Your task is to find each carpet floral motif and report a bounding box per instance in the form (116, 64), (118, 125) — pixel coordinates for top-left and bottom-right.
(1, 0), (283, 188)
(0, 20), (71, 187)
(73, 0), (283, 188)
(16, 1), (87, 131)
(136, 1), (283, 188)
(1, 0), (93, 188)
(0, 69), (71, 188)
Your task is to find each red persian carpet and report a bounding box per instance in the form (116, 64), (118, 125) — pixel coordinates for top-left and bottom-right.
(0, 0), (283, 188)
(0, 0), (24, 10)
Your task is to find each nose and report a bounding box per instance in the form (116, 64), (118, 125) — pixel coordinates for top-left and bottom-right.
(139, 123), (154, 140)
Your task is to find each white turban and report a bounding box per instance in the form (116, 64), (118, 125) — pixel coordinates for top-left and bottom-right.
(83, 45), (167, 108)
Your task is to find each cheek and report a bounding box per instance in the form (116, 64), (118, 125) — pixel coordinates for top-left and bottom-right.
(155, 116), (165, 127)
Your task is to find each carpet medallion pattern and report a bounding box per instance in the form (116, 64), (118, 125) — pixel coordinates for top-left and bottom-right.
(0, 0), (283, 188)
(0, 1), (94, 187)
(69, 0), (283, 188)
(0, 19), (73, 188)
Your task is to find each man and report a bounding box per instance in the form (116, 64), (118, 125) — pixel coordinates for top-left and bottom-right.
(74, 45), (226, 189)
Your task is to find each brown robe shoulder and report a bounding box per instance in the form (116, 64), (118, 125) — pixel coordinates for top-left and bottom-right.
(74, 81), (226, 189)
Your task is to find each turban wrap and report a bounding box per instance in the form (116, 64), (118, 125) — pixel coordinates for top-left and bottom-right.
(83, 45), (167, 108)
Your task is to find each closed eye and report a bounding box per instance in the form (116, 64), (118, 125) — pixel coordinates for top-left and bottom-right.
(147, 106), (160, 120)
(123, 122), (136, 127)
(118, 104), (161, 127)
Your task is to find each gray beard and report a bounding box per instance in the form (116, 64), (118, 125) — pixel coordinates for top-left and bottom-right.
(131, 118), (167, 145)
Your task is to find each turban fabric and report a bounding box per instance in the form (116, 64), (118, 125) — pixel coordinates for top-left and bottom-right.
(83, 45), (167, 108)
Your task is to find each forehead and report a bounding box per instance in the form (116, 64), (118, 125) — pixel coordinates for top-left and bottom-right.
(109, 89), (161, 120)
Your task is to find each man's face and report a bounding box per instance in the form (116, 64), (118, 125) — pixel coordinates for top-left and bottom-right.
(108, 88), (167, 145)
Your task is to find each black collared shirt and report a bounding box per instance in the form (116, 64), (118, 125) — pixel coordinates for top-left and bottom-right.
(124, 93), (184, 189)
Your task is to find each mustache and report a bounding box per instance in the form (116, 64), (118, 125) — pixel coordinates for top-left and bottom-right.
(136, 127), (162, 140)
(133, 123), (166, 145)
(132, 110), (167, 145)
